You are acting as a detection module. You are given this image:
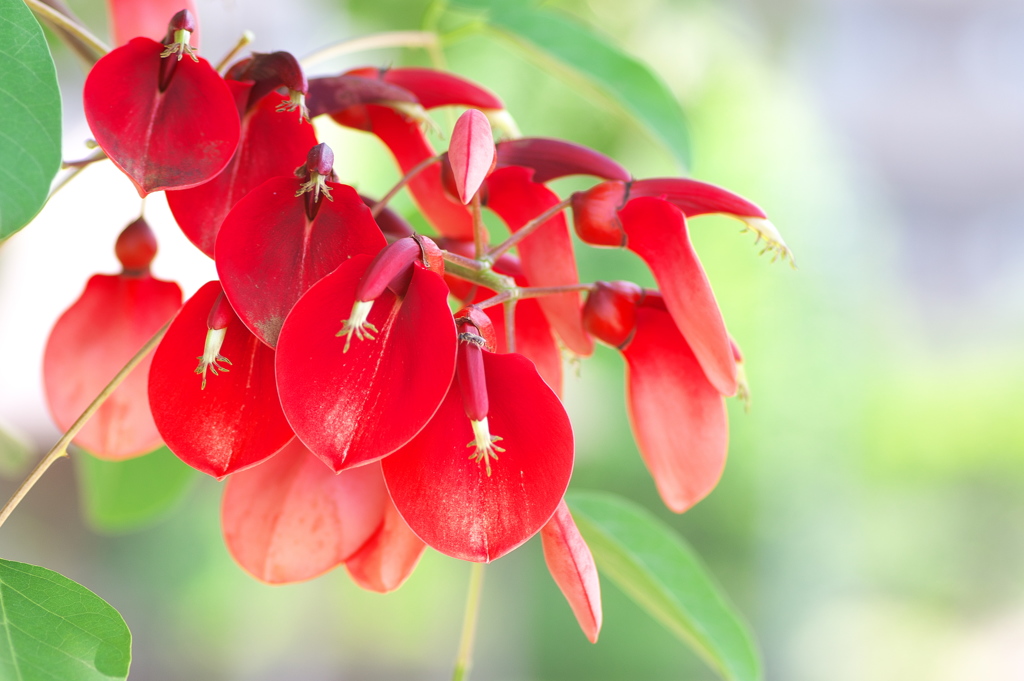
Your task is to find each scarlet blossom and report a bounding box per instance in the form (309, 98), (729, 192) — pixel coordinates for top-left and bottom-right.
(583, 280), (729, 513)
(541, 500), (602, 643)
(44, 217), (181, 459)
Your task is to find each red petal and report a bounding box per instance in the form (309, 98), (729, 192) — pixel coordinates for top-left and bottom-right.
(306, 75), (417, 119)
(345, 497), (426, 593)
(485, 166), (593, 357)
(44, 274), (181, 459)
(83, 38), (239, 195)
(215, 178), (386, 346)
(276, 257), (457, 471)
(620, 197), (736, 396)
(630, 178), (767, 219)
(148, 281), (295, 477)
(487, 297), (563, 398)
(541, 501), (602, 643)
(106, 0), (199, 46)
(449, 110), (494, 204)
(496, 138), (629, 184)
(338, 105), (474, 240)
(382, 351), (573, 562)
(622, 306), (728, 512)
(167, 92), (318, 258)
(222, 440), (388, 584)
(348, 67), (503, 111)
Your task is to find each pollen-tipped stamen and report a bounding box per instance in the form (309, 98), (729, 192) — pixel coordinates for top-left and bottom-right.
(467, 417), (505, 477)
(277, 90), (310, 123)
(336, 300), (378, 353)
(741, 217), (795, 267)
(295, 171), (334, 203)
(161, 29), (199, 62)
(194, 327), (232, 389)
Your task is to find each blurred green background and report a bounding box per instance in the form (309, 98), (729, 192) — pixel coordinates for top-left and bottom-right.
(2, 0), (1023, 679)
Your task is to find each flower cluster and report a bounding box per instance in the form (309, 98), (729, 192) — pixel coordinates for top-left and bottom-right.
(43, 10), (788, 643)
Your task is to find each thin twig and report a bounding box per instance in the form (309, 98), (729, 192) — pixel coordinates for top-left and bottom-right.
(371, 155), (440, 218)
(503, 300), (516, 354)
(0, 322), (169, 530)
(485, 197), (572, 263)
(451, 562), (485, 681)
(215, 30), (255, 73)
(474, 283), (597, 311)
(471, 193), (486, 260)
(300, 31), (440, 68)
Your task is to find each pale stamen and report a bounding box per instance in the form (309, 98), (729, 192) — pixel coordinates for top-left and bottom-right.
(740, 217), (794, 266)
(276, 90), (310, 123)
(467, 417), (505, 477)
(194, 327), (231, 389)
(295, 170), (334, 203)
(161, 29), (199, 62)
(336, 300), (378, 353)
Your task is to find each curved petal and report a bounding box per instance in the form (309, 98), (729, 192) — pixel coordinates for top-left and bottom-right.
(215, 178), (386, 346)
(487, 297), (563, 398)
(622, 306), (728, 513)
(541, 500), (602, 643)
(167, 92), (318, 258)
(345, 497), (426, 593)
(369, 67), (503, 111)
(44, 274), (181, 459)
(484, 166), (593, 357)
(496, 138), (629, 183)
(382, 351), (573, 563)
(276, 257), (457, 471)
(83, 38), (239, 195)
(222, 440), (388, 584)
(620, 197), (736, 396)
(148, 281), (294, 477)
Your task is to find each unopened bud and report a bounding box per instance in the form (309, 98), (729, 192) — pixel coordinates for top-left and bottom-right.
(115, 217), (158, 274)
(582, 281), (643, 349)
(571, 181), (629, 247)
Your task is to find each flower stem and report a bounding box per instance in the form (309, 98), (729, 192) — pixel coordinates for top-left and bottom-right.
(214, 30), (255, 73)
(473, 283), (598, 311)
(442, 252), (515, 293)
(0, 321), (169, 530)
(24, 0), (108, 64)
(485, 197), (572, 263)
(503, 301), (516, 354)
(471, 193), (486, 260)
(452, 562), (485, 681)
(371, 155), (441, 218)
(300, 31), (440, 68)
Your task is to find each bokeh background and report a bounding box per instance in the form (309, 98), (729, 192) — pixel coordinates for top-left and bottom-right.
(2, 0), (1023, 679)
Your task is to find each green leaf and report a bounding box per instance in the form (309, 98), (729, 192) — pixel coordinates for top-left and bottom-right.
(77, 447), (197, 534)
(450, 2), (691, 169)
(0, 0), (62, 240)
(0, 559), (131, 680)
(567, 491), (761, 681)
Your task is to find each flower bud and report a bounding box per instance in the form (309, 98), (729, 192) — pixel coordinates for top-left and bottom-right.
(571, 181), (628, 247)
(582, 281), (643, 349)
(115, 217), (158, 274)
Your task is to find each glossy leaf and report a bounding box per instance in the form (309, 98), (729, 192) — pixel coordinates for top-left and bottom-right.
(467, 3), (691, 169)
(0, 0), (61, 240)
(567, 492), (761, 681)
(0, 559), (132, 681)
(222, 440), (387, 584)
(77, 446), (197, 533)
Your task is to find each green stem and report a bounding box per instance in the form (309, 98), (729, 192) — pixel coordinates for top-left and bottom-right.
(442, 252), (515, 293)
(485, 197), (572, 264)
(371, 154), (441, 218)
(214, 30), (254, 73)
(452, 562), (485, 681)
(24, 0), (108, 64)
(0, 321), (169, 530)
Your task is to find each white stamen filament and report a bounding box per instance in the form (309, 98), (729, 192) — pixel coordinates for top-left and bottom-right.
(336, 300), (378, 353)
(194, 327), (231, 389)
(740, 217), (794, 266)
(467, 418), (504, 477)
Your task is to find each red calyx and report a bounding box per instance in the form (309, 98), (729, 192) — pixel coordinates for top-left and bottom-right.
(225, 51), (308, 112)
(354, 235), (443, 303)
(582, 281), (644, 349)
(455, 321), (489, 423)
(571, 181), (629, 247)
(115, 217), (158, 274)
(167, 9), (196, 33)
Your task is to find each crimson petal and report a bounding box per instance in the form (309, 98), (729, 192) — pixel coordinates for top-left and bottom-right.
(496, 137), (629, 184)
(167, 92), (318, 257)
(44, 274), (181, 459)
(485, 166), (593, 357)
(620, 197), (736, 396)
(83, 38), (239, 195)
(622, 306), (728, 513)
(345, 497), (426, 593)
(541, 500), (602, 643)
(222, 440), (388, 584)
(148, 281), (294, 477)
(215, 178), (386, 346)
(276, 256), (456, 471)
(382, 352), (573, 563)
(347, 66), (504, 111)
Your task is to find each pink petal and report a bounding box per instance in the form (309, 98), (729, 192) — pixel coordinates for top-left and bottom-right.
(449, 109), (494, 204)
(148, 281), (294, 477)
(275, 256), (457, 471)
(222, 440), (388, 584)
(167, 92), (318, 258)
(541, 500), (602, 643)
(345, 497), (427, 593)
(215, 177), (386, 347)
(44, 274), (181, 459)
(382, 351), (573, 563)
(106, 0), (199, 46)
(622, 306), (728, 513)
(485, 166), (593, 357)
(83, 38), (239, 195)
(620, 197), (736, 396)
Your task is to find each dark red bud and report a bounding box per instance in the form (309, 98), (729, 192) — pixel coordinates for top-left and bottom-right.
(207, 291), (234, 330)
(571, 181), (628, 247)
(355, 237), (423, 301)
(115, 217), (158, 273)
(456, 323), (489, 422)
(168, 9), (196, 33)
(454, 307), (497, 352)
(583, 281), (643, 349)
(306, 143), (334, 176)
